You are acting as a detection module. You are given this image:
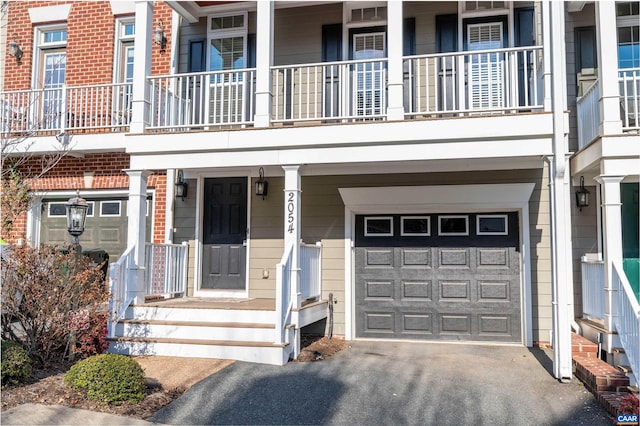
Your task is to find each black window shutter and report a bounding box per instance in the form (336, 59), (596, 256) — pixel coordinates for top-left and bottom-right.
(575, 26), (597, 71)
(436, 14), (458, 53)
(247, 34), (257, 68)
(322, 23), (342, 62)
(515, 7), (535, 47)
(188, 39), (206, 72)
(403, 17), (416, 56)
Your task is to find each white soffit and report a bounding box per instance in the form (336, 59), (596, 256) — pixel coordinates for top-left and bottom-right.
(338, 183), (536, 213)
(29, 4), (72, 23)
(109, 1), (136, 16)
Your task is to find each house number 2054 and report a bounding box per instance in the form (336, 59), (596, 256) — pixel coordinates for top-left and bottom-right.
(287, 192), (295, 234)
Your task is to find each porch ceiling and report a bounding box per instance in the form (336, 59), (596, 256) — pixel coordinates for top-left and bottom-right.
(167, 1), (340, 22)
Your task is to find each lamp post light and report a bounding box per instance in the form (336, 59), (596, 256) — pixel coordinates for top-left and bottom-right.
(65, 191), (89, 257)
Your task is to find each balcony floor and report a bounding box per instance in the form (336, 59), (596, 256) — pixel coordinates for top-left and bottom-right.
(140, 297), (276, 311)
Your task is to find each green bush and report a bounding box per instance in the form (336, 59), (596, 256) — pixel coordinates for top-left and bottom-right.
(63, 354), (146, 405)
(1, 341), (32, 385)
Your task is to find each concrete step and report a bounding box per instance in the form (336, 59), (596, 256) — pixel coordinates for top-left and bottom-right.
(125, 305), (276, 324)
(108, 336), (292, 366)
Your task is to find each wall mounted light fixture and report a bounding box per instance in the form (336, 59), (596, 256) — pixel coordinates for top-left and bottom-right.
(575, 176), (590, 211)
(255, 167), (268, 199)
(175, 169), (188, 201)
(8, 38), (22, 61)
(153, 20), (167, 50)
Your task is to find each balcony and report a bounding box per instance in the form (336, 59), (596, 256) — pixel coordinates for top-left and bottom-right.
(2, 47), (544, 138)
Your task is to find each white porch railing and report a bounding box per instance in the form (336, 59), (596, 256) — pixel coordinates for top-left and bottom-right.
(145, 242), (188, 296)
(576, 79), (600, 149)
(271, 58), (388, 123)
(619, 67), (640, 131)
(613, 260), (640, 386)
(147, 69), (256, 130)
(275, 244), (294, 345)
(107, 246), (135, 338)
(1, 83), (132, 135)
(404, 46), (543, 117)
(300, 242), (322, 300)
(581, 256), (605, 319)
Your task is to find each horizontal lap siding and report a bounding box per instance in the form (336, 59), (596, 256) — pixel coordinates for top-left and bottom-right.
(248, 167), (551, 342)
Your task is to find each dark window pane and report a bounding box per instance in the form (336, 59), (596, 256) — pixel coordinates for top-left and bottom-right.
(101, 202), (120, 216)
(402, 217), (429, 235)
(49, 203), (66, 216)
(478, 216), (507, 234)
(439, 216), (468, 235)
(365, 218), (392, 235)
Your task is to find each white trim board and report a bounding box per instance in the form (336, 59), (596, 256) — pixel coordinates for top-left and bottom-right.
(338, 183), (535, 347)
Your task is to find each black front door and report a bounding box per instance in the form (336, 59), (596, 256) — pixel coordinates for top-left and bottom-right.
(202, 177), (247, 290)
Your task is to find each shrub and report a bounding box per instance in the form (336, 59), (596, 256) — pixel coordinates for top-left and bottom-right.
(1, 341), (32, 385)
(1, 244), (109, 364)
(68, 310), (109, 358)
(64, 354), (146, 405)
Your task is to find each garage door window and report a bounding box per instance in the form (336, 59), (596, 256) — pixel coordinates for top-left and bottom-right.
(100, 201), (121, 217)
(477, 214), (508, 235)
(401, 216), (430, 236)
(438, 215), (469, 236)
(364, 216), (393, 236)
(48, 201), (94, 217)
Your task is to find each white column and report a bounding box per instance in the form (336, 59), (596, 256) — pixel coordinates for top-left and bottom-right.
(541, 1), (552, 112)
(283, 166), (301, 310)
(548, 0), (573, 382)
(595, 1), (623, 135)
(386, 0), (404, 121)
(595, 175), (624, 335)
(130, 1), (153, 134)
(254, 0), (274, 127)
(126, 169), (151, 304)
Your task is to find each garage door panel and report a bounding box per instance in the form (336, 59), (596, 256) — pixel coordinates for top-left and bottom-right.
(439, 281), (471, 301)
(478, 315), (511, 336)
(366, 249), (394, 267)
(477, 248), (509, 267)
(364, 312), (395, 334)
(402, 313), (433, 334)
(440, 314), (472, 335)
(401, 248), (432, 267)
(439, 248), (470, 268)
(365, 280), (394, 299)
(402, 281), (432, 300)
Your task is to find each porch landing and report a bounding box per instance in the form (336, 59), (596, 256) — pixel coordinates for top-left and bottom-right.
(140, 297), (276, 310)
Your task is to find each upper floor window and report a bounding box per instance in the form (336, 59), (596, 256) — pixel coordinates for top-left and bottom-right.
(34, 25), (67, 129)
(616, 2), (640, 69)
(207, 13), (247, 75)
(115, 18), (135, 84)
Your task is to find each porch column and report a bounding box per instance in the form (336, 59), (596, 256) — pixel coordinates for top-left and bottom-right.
(283, 165), (301, 310)
(595, 1), (623, 135)
(130, 1), (153, 134)
(386, 0), (404, 121)
(126, 169), (151, 304)
(541, 1), (552, 112)
(254, 0), (274, 127)
(595, 175), (624, 336)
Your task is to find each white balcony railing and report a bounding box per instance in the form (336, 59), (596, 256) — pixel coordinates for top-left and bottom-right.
(1, 83), (132, 135)
(581, 256), (605, 320)
(404, 46), (543, 117)
(300, 242), (322, 300)
(613, 260), (640, 386)
(576, 80), (600, 150)
(145, 242), (188, 297)
(272, 58), (388, 123)
(148, 69), (256, 130)
(619, 67), (640, 131)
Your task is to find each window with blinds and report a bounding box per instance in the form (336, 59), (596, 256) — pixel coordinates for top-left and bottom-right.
(467, 22), (505, 110)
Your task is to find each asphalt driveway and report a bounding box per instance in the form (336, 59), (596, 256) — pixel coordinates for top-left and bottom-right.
(151, 341), (611, 425)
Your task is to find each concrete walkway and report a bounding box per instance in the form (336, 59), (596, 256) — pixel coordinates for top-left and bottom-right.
(151, 341), (612, 426)
(0, 403), (156, 425)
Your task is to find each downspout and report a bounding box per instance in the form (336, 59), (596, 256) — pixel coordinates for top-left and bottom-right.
(547, 0), (574, 382)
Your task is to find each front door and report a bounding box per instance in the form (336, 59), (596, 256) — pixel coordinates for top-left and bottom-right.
(202, 177), (247, 291)
(467, 22), (505, 110)
(353, 32), (386, 117)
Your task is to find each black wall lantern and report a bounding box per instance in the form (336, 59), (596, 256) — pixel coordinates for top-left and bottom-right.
(575, 176), (590, 211)
(8, 38), (22, 62)
(65, 190), (89, 245)
(175, 169), (188, 201)
(153, 20), (167, 50)
(255, 167), (268, 199)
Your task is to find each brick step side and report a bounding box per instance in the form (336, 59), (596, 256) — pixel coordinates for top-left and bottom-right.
(599, 391), (640, 417)
(573, 354), (630, 397)
(571, 333), (599, 358)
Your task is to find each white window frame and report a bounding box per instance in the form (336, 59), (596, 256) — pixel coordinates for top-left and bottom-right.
(206, 11), (248, 73)
(364, 216), (393, 237)
(400, 216), (431, 236)
(113, 17), (135, 85)
(99, 200), (122, 217)
(438, 215), (469, 236)
(32, 24), (68, 90)
(476, 214), (509, 235)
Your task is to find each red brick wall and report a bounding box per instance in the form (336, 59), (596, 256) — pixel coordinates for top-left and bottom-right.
(3, 1), (174, 91)
(5, 154), (167, 245)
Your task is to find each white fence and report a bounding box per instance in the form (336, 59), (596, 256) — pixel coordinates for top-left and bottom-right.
(108, 246), (135, 338)
(1, 83), (132, 135)
(404, 46), (542, 117)
(613, 260), (640, 386)
(576, 80), (600, 149)
(145, 242), (188, 296)
(148, 69), (256, 130)
(581, 257), (605, 319)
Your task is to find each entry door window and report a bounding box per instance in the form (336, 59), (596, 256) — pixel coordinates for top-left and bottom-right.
(353, 32), (386, 117)
(468, 22), (504, 110)
(207, 13), (247, 124)
(36, 27), (68, 130)
(115, 19), (135, 123)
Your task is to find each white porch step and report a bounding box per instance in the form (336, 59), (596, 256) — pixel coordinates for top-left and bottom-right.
(115, 319), (276, 342)
(125, 305), (276, 324)
(108, 337), (292, 366)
